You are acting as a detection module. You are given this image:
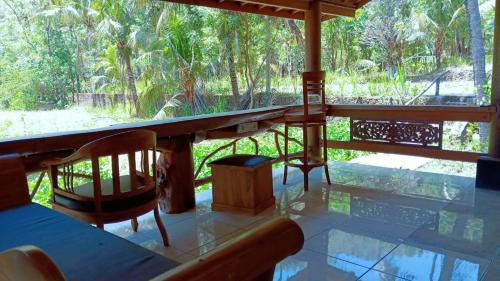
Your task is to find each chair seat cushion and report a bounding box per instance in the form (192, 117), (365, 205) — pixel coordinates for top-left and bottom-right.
(54, 175), (157, 212)
(210, 154), (273, 168)
(0, 203), (179, 281)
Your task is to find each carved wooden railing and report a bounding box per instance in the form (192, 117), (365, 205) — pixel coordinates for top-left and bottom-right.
(327, 105), (496, 162)
(350, 119), (443, 148)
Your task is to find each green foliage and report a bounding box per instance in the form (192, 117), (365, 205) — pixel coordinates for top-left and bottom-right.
(0, 0), (495, 113)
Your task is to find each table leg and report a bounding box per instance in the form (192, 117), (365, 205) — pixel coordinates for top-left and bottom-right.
(157, 135), (195, 214)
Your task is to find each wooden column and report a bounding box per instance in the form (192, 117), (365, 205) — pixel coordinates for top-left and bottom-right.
(305, 1), (322, 160)
(489, 0), (500, 157)
(157, 135), (195, 214)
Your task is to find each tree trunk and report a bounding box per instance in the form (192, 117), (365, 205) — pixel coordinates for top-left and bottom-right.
(286, 19), (304, 48)
(228, 40), (240, 110)
(265, 17), (272, 95)
(123, 53), (138, 108)
(435, 32), (445, 70)
(465, 0), (488, 143)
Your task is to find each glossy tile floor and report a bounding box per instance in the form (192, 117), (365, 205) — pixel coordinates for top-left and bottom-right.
(106, 161), (500, 281)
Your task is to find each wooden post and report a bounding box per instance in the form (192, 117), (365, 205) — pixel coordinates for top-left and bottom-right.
(305, 1), (321, 72)
(304, 1), (322, 160)
(157, 135), (195, 214)
(489, 0), (500, 157)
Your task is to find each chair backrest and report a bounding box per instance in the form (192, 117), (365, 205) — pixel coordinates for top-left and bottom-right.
(53, 130), (157, 211)
(0, 154), (30, 210)
(302, 71), (326, 116)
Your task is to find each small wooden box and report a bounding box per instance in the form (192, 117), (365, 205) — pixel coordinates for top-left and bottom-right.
(210, 155), (275, 215)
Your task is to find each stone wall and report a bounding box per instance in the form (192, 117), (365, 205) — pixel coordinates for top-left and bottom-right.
(76, 93), (477, 115)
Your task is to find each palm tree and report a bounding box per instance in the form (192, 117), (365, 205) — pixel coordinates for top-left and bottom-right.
(414, 0), (464, 69)
(216, 11), (241, 110)
(155, 6), (205, 115)
(465, 0), (487, 142)
(36, 1), (98, 97)
(129, 6), (174, 116)
(362, 0), (412, 75)
(95, 0), (139, 109)
(92, 45), (125, 96)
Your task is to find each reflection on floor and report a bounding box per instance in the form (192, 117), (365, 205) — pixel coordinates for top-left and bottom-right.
(106, 161), (500, 281)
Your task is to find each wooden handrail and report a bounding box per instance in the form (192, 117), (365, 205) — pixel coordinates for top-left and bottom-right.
(329, 140), (484, 163)
(327, 104), (496, 122)
(0, 106), (288, 156)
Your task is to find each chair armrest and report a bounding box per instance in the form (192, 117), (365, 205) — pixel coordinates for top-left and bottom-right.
(151, 217), (304, 281)
(0, 245), (66, 281)
(41, 153), (84, 167)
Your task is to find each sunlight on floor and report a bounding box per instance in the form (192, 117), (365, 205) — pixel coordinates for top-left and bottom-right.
(106, 161), (500, 281)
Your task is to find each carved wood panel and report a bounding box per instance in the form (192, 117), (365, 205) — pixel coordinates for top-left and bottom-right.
(350, 119), (443, 148)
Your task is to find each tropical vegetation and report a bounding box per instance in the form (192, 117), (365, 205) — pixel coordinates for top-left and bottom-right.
(0, 0), (495, 117)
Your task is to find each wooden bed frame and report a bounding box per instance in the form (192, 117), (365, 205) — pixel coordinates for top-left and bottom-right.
(0, 154), (304, 281)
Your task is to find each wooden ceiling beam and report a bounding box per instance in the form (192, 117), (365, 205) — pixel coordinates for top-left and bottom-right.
(320, 2), (356, 17)
(163, 0), (365, 20)
(163, 0), (305, 20)
(321, 15), (336, 21)
(238, 0), (309, 11)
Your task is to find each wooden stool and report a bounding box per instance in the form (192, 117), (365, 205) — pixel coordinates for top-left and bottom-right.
(210, 155), (275, 215)
(283, 71), (331, 191)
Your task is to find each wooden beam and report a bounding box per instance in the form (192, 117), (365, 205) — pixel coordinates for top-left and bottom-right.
(239, 0), (309, 11)
(320, 2), (356, 17)
(163, 0), (305, 20)
(328, 105), (496, 122)
(304, 1), (323, 160)
(489, 0), (500, 157)
(328, 140), (483, 162)
(305, 1), (322, 72)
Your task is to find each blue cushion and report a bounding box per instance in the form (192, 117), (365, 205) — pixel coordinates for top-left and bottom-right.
(0, 203), (178, 281)
(210, 154), (273, 168)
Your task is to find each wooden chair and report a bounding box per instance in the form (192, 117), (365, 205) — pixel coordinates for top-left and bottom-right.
(283, 71), (331, 191)
(43, 130), (169, 246)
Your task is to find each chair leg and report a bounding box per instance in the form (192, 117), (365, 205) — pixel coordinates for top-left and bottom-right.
(154, 206), (169, 247)
(131, 218), (139, 232)
(322, 124), (331, 185)
(283, 125), (289, 185)
(303, 124), (309, 192)
(283, 165), (288, 185)
(303, 168), (309, 192)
